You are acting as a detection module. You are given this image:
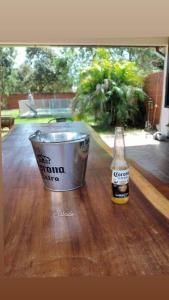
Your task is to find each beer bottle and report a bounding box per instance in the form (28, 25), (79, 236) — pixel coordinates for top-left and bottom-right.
(111, 127), (129, 204)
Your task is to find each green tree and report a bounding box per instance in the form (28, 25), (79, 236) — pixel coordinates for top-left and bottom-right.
(26, 47), (73, 92)
(7, 63), (34, 94)
(109, 47), (164, 73)
(61, 46), (164, 89)
(73, 48), (147, 127)
(0, 47), (16, 107)
(16, 63), (34, 92)
(63, 47), (96, 87)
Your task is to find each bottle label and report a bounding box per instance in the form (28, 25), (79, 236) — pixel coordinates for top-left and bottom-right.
(112, 169), (129, 198)
(112, 169), (129, 185)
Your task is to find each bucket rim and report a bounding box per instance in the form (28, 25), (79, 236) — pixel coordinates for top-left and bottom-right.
(29, 130), (90, 144)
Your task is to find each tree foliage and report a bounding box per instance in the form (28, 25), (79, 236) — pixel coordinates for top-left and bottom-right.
(109, 47), (164, 73)
(25, 47), (73, 92)
(0, 47), (16, 107)
(73, 48), (147, 127)
(0, 46), (164, 126)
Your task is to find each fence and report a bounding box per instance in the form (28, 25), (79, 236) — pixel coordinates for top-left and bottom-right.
(4, 93), (75, 110)
(19, 98), (73, 118)
(144, 71), (164, 126)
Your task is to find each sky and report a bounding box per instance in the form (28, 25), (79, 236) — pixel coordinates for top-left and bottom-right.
(14, 46), (65, 67)
(14, 46), (132, 68)
(14, 47), (26, 67)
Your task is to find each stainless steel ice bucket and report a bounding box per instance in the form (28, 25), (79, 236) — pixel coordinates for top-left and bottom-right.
(29, 130), (90, 191)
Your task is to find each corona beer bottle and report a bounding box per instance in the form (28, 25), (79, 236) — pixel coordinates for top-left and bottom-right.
(111, 127), (129, 204)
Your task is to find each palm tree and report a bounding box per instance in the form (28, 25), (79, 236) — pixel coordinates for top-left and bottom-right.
(73, 51), (147, 127)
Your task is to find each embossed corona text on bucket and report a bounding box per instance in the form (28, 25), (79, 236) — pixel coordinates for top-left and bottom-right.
(29, 130), (90, 191)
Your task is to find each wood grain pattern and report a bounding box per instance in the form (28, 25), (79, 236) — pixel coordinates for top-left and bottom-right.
(130, 161), (169, 200)
(3, 122), (169, 277)
(126, 140), (169, 184)
(86, 124), (169, 219)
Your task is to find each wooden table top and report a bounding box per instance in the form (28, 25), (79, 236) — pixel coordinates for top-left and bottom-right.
(3, 122), (169, 277)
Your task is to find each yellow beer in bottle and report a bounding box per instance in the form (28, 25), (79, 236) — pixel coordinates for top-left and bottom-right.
(111, 127), (129, 204)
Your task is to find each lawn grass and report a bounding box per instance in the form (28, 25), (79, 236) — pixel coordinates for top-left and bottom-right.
(1, 109), (64, 124)
(1, 109), (53, 124)
(1, 109), (144, 135)
(1, 109), (72, 139)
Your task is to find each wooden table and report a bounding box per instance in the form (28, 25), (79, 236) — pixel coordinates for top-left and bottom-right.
(3, 122), (169, 277)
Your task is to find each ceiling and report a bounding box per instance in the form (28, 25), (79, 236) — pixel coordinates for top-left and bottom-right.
(0, 0), (169, 45)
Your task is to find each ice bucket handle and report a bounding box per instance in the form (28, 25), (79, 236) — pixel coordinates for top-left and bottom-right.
(29, 130), (42, 141)
(80, 134), (90, 152)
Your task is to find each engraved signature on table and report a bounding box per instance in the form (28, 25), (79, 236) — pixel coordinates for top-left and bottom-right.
(55, 209), (74, 217)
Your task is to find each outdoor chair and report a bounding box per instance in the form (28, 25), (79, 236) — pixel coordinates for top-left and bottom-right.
(1, 116), (15, 130)
(48, 117), (67, 123)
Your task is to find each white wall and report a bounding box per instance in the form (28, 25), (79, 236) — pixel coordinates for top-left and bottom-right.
(160, 108), (169, 134)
